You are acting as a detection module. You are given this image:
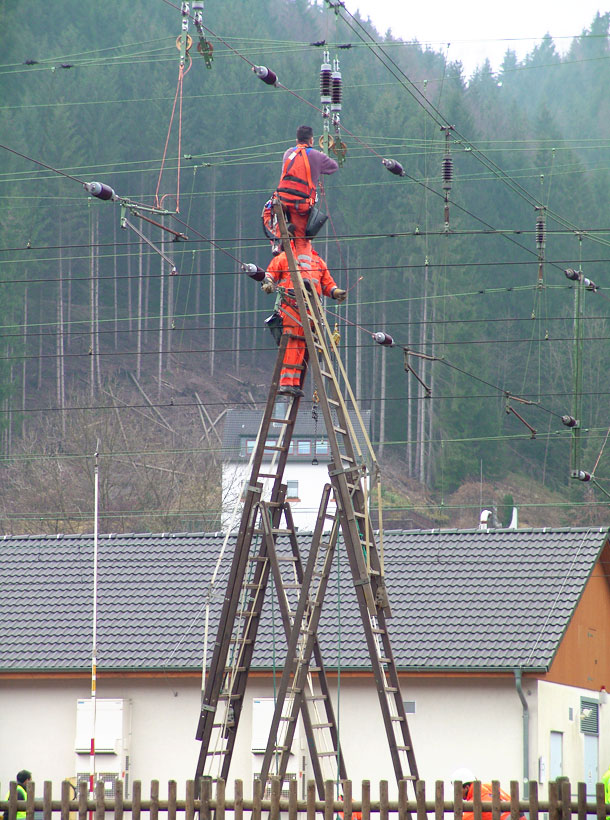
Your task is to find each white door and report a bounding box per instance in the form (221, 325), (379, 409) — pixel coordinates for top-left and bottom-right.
(584, 733), (598, 797)
(549, 731), (563, 780)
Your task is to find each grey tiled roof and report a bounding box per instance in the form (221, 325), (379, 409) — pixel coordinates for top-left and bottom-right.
(1, 527), (606, 673)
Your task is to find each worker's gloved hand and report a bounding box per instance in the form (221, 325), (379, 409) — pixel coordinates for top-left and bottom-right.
(332, 288), (347, 302)
(302, 278), (313, 293)
(261, 278), (275, 294)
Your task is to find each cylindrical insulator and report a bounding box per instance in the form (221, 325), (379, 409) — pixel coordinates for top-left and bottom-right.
(564, 268), (579, 282)
(442, 156), (453, 189)
(373, 332), (394, 346)
(192, 0), (204, 8)
(84, 181), (117, 201)
(536, 214), (546, 249)
(562, 415), (577, 427)
(253, 65), (278, 86)
(331, 70), (342, 110)
(382, 158), (405, 177)
(320, 59), (332, 103)
(576, 470), (591, 482)
(584, 276), (598, 291)
(241, 263), (266, 281)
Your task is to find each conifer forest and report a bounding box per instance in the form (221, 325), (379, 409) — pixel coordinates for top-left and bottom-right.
(2, 0), (610, 533)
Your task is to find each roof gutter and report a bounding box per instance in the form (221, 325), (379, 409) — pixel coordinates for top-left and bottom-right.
(514, 669), (529, 798)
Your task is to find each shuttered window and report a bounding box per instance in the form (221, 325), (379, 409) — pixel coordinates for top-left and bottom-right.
(580, 697), (599, 735)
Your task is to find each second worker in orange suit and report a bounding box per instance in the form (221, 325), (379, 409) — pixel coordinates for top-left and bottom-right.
(261, 240), (346, 397)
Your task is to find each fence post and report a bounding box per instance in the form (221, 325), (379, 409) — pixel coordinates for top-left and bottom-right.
(560, 779), (571, 820)
(168, 781), (177, 820)
(42, 782), (52, 820)
(288, 779), (297, 820)
(434, 781), (443, 820)
(324, 780), (334, 820)
(491, 781), (501, 820)
(95, 778), (105, 820)
(473, 781), (482, 820)
(342, 779), (353, 820)
(529, 781), (539, 820)
(548, 780), (559, 820)
(454, 780), (463, 820)
(596, 782), (605, 820)
(150, 781), (159, 820)
(60, 781), (71, 820)
(252, 778), (262, 820)
(8, 781), (18, 820)
(77, 778), (88, 820)
(132, 782), (141, 820)
(235, 780), (244, 820)
(115, 779), (124, 820)
(185, 781), (195, 820)
(200, 778), (212, 820)
(306, 781), (316, 820)
(216, 779), (226, 820)
(415, 781), (426, 820)
(510, 781), (520, 820)
(362, 781), (371, 820)
(380, 781), (389, 820)
(398, 779), (408, 820)
(577, 782), (586, 820)
(270, 778), (281, 820)
(25, 780), (35, 820)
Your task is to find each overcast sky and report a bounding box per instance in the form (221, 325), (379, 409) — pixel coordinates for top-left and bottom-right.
(350, 0), (605, 78)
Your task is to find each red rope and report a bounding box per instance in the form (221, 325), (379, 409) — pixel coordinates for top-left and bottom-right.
(154, 63), (184, 210)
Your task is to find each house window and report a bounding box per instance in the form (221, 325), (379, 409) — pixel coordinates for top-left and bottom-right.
(286, 480), (299, 499)
(314, 439), (329, 455)
(297, 440), (311, 455)
(580, 697), (599, 735)
(403, 700), (416, 714)
(245, 439), (256, 455)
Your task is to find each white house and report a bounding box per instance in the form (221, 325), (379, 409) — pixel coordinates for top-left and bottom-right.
(221, 405), (371, 532)
(2, 526), (610, 802)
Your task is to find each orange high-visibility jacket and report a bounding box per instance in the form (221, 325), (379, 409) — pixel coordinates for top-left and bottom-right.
(276, 144), (316, 212)
(266, 246), (337, 298)
(463, 783), (524, 820)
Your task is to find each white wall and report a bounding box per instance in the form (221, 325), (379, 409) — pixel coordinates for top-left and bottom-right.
(0, 674), (535, 800)
(222, 462), (335, 532)
(535, 679), (610, 789)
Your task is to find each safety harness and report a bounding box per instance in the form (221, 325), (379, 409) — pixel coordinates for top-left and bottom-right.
(276, 144), (316, 213)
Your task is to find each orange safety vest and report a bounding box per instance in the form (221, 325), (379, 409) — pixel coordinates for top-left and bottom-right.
(276, 145), (316, 212)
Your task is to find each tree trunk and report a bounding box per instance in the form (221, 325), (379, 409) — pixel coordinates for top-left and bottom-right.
(137, 236), (143, 380)
(378, 275), (386, 457)
(209, 167), (216, 376)
(158, 219), (166, 399)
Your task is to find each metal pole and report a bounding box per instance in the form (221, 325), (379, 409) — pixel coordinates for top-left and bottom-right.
(89, 444), (99, 812)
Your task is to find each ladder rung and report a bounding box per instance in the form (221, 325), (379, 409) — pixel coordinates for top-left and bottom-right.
(258, 472), (279, 479)
(207, 750), (228, 756)
(244, 582), (263, 589)
(311, 722), (333, 729)
(334, 425), (347, 435)
(212, 721), (234, 728)
(379, 657), (392, 664)
(372, 627), (386, 635)
(264, 444), (287, 452)
(224, 666), (246, 673)
(236, 610), (259, 618)
(385, 687), (398, 694)
(305, 694), (327, 701)
(269, 416), (293, 424)
(354, 511), (366, 518)
(283, 583), (302, 589)
(218, 693), (242, 700)
(328, 398), (340, 407)
(277, 555), (297, 562)
(272, 528), (293, 534)
(320, 369), (332, 378)
(391, 716), (405, 722)
(395, 745), (412, 752)
(317, 751), (338, 757)
(230, 637), (252, 645)
(341, 455), (355, 463)
(279, 715), (297, 723)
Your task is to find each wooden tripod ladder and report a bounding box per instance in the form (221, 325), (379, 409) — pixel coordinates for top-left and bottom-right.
(194, 206), (418, 796)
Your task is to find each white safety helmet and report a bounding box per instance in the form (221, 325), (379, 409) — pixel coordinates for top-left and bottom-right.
(451, 768), (477, 784)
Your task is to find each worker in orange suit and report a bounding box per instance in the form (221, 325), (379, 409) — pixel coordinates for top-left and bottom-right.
(261, 240), (346, 397)
(264, 124), (338, 255)
(451, 768), (526, 820)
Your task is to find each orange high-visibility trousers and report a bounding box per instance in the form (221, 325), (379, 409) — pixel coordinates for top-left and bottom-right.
(279, 301), (306, 387)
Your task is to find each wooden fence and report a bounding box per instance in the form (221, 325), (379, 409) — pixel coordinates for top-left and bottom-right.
(1, 778), (609, 820)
